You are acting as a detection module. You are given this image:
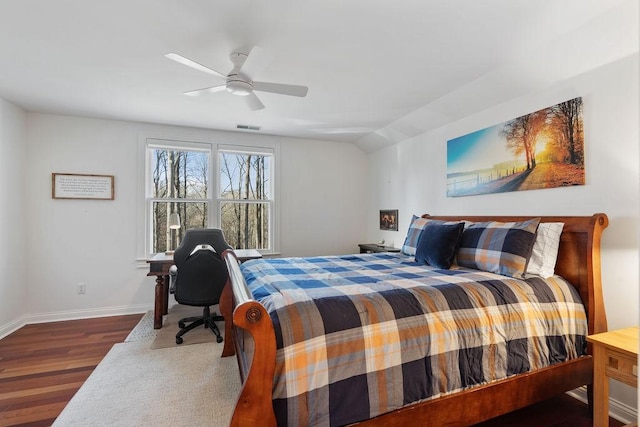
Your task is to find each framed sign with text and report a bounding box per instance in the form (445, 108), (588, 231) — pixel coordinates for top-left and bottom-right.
(52, 173), (114, 200)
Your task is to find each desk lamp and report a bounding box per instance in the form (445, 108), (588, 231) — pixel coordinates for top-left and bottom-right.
(166, 212), (181, 254)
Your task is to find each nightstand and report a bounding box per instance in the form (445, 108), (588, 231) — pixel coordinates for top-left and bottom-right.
(587, 326), (639, 427)
(358, 243), (401, 254)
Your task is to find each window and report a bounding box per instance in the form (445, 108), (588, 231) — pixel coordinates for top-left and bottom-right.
(142, 138), (276, 256)
(148, 143), (210, 253)
(218, 148), (273, 250)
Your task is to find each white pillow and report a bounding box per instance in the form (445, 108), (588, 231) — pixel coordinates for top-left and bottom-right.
(526, 222), (564, 278)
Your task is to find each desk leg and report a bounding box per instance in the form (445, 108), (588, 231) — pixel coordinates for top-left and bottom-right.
(592, 346), (609, 427)
(162, 275), (169, 315)
(154, 275), (164, 329)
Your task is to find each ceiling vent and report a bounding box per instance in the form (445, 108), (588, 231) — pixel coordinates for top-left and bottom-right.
(236, 124), (261, 131)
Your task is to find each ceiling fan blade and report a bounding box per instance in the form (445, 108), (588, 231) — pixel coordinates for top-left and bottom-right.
(253, 81), (308, 97)
(245, 92), (265, 110)
(165, 53), (226, 79)
(184, 85), (227, 96)
(239, 46), (271, 78)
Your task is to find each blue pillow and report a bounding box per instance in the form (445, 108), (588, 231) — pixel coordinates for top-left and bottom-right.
(415, 222), (465, 269)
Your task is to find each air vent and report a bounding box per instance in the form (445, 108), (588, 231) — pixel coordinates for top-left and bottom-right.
(236, 124), (261, 131)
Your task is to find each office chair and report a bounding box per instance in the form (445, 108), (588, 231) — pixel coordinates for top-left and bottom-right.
(172, 228), (232, 345)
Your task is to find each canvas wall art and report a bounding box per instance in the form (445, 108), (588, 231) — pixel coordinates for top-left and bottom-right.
(379, 210), (398, 231)
(447, 97), (584, 197)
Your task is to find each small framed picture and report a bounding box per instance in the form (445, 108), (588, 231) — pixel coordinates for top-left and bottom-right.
(379, 209), (398, 231)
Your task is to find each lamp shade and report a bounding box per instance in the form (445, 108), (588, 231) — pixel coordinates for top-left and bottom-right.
(169, 212), (181, 230)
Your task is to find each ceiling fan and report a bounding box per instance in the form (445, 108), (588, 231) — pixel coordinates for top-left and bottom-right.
(165, 47), (308, 111)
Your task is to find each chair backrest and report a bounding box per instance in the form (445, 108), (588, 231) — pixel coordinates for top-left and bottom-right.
(173, 229), (232, 306)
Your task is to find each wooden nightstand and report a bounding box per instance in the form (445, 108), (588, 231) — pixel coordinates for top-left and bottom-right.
(358, 243), (401, 254)
(587, 326), (639, 427)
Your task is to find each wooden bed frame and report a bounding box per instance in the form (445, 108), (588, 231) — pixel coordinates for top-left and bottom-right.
(219, 214), (609, 426)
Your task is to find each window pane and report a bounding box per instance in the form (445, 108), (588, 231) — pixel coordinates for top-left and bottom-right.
(152, 201), (208, 252)
(152, 149), (209, 199)
(220, 152), (270, 200)
(221, 202), (269, 249)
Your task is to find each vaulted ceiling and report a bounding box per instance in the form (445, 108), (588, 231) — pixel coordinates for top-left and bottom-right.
(0, 0), (636, 152)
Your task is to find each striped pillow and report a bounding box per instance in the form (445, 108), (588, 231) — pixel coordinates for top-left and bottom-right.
(457, 218), (541, 278)
(402, 215), (430, 256)
(526, 222), (564, 278)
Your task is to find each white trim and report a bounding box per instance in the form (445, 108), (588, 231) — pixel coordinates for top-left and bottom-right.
(272, 142), (280, 254)
(147, 138), (212, 152)
(0, 315), (28, 341)
(0, 304), (152, 340)
(567, 386), (638, 424)
(136, 133), (148, 259)
(219, 144), (275, 155)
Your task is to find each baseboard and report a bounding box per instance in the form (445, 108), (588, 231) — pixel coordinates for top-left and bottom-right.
(0, 304), (152, 340)
(567, 386), (638, 424)
(0, 315), (29, 341)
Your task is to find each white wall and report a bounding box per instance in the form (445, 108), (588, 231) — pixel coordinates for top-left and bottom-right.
(0, 99), (27, 332)
(367, 53), (639, 415)
(12, 113), (366, 324)
(280, 139), (367, 256)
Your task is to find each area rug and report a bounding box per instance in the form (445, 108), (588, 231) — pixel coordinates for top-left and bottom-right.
(150, 304), (225, 349)
(53, 340), (241, 426)
(124, 310), (157, 342)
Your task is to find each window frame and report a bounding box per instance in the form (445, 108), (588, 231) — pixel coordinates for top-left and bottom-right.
(137, 134), (279, 259)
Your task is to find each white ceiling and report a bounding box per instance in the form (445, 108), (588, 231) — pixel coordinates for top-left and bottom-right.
(0, 0), (637, 152)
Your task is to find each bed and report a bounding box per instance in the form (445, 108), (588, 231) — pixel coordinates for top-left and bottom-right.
(218, 214), (608, 426)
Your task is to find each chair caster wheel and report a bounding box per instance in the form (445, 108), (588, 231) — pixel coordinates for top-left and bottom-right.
(216, 336), (223, 343)
(176, 337), (183, 345)
(178, 321), (186, 328)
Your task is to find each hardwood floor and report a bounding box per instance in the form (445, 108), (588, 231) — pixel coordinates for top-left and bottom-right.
(0, 314), (627, 427)
(475, 393), (624, 427)
(0, 314), (142, 427)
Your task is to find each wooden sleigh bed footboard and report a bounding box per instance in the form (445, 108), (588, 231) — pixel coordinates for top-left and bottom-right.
(220, 213), (609, 427)
(220, 250), (277, 426)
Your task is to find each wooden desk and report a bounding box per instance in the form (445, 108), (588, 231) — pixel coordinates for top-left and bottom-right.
(587, 326), (639, 427)
(358, 243), (401, 254)
(146, 249), (262, 329)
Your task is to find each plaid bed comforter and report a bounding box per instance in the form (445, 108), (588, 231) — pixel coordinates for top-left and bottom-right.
(241, 252), (587, 427)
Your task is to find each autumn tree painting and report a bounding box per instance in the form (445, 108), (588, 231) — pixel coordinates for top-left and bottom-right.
(447, 97), (584, 197)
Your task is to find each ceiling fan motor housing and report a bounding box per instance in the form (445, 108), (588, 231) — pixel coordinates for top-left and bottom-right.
(226, 78), (253, 96)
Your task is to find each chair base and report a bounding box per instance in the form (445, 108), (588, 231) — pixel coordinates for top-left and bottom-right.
(175, 306), (224, 345)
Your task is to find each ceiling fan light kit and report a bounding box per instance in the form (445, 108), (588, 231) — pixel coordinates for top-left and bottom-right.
(226, 79), (253, 96)
(166, 47), (308, 110)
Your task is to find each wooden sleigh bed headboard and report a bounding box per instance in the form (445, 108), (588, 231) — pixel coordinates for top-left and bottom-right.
(219, 213), (609, 427)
